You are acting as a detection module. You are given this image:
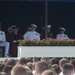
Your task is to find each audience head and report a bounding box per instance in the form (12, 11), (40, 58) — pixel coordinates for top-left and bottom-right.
(35, 61), (49, 75)
(11, 65), (26, 75)
(18, 57), (26, 65)
(3, 59), (8, 64)
(26, 58), (33, 63)
(5, 59), (16, 67)
(42, 70), (57, 75)
(59, 58), (69, 70)
(27, 62), (33, 71)
(41, 58), (50, 65)
(50, 58), (59, 65)
(24, 66), (33, 75)
(33, 57), (39, 63)
(62, 63), (74, 75)
(0, 64), (5, 72)
(52, 64), (61, 74)
(71, 59), (75, 72)
(3, 65), (12, 75)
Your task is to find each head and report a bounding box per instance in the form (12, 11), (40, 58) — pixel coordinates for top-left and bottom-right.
(41, 70), (57, 75)
(71, 59), (75, 72)
(5, 59), (16, 67)
(11, 65), (26, 75)
(50, 58), (59, 65)
(41, 58), (50, 65)
(18, 57), (26, 65)
(7, 27), (13, 33)
(26, 58), (33, 63)
(59, 27), (66, 34)
(12, 25), (19, 33)
(13, 28), (18, 33)
(33, 57), (40, 63)
(35, 61), (49, 75)
(31, 24), (37, 31)
(27, 62), (33, 71)
(52, 64), (61, 74)
(3, 59), (8, 65)
(47, 25), (51, 32)
(3, 65), (13, 75)
(59, 58), (69, 70)
(62, 63), (74, 75)
(24, 66), (33, 75)
(0, 64), (5, 72)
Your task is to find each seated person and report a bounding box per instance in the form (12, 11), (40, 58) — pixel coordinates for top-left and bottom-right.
(41, 25), (53, 39)
(9, 25), (23, 57)
(56, 27), (69, 40)
(0, 30), (10, 57)
(23, 24), (40, 41)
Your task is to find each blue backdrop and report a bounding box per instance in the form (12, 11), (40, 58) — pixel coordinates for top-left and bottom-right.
(0, 2), (75, 38)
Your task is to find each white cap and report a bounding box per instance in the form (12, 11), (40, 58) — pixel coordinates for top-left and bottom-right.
(11, 25), (16, 28)
(31, 24), (37, 28)
(47, 25), (51, 28)
(59, 27), (66, 31)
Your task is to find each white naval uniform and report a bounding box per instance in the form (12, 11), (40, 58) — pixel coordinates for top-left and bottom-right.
(56, 34), (69, 40)
(0, 31), (10, 57)
(23, 31), (40, 41)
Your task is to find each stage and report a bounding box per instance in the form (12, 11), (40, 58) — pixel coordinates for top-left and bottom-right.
(18, 46), (75, 57)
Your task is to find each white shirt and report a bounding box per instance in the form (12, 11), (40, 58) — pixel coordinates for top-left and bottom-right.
(23, 31), (40, 41)
(56, 34), (69, 40)
(59, 72), (63, 75)
(0, 31), (6, 41)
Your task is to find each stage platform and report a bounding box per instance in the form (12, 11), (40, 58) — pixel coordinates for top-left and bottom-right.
(18, 46), (75, 57)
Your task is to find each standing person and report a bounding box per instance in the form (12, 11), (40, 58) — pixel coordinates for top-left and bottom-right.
(10, 25), (23, 57)
(24, 24), (40, 41)
(41, 25), (53, 39)
(0, 23), (10, 57)
(56, 27), (69, 40)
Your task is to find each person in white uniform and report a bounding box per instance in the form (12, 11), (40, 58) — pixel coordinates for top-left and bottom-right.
(56, 27), (69, 40)
(23, 27), (32, 40)
(0, 30), (10, 57)
(23, 24), (40, 41)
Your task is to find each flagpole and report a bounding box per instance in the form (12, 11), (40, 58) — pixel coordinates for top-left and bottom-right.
(45, 0), (48, 39)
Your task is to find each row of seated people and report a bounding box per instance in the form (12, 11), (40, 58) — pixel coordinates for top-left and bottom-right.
(0, 24), (69, 57)
(0, 57), (75, 75)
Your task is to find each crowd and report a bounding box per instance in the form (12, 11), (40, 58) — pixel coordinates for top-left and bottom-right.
(0, 23), (69, 57)
(0, 57), (74, 75)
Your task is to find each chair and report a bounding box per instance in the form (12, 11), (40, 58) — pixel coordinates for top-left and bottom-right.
(0, 47), (5, 57)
